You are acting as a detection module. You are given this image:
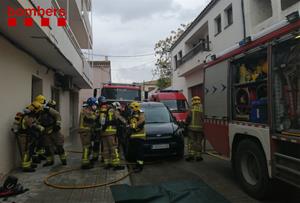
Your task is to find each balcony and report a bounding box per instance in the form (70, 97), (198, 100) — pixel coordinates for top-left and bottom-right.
(53, 0), (92, 49)
(0, 0), (93, 88)
(177, 40), (210, 67)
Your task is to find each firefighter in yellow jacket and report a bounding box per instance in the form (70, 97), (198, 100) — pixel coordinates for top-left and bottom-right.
(128, 101), (146, 172)
(18, 101), (44, 172)
(79, 97), (99, 169)
(100, 102), (127, 170)
(185, 96), (204, 162)
(39, 100), (67, 167)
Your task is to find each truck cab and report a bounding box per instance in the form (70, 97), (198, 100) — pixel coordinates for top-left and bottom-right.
(149, 90), (189, 124)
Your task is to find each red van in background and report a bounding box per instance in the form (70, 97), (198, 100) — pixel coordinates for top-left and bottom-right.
(149, 90), (189, 124)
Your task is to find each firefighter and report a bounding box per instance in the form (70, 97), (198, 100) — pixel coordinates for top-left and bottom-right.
(18, 101), (44, 172)
(79, 97), (98, 169)
(32, 94), (47, 163)
(112, 102), (124, 150)
(100, 102), (127, 170)
(185, 96), (204, 162)
(128, 101), (145, 172)
(39, 100), (67, 167)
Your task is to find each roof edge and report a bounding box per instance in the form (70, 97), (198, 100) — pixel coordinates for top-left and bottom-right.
(170, 0), (219, 51)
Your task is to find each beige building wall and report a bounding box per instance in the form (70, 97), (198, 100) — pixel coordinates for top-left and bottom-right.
(0, 35), (75, 174)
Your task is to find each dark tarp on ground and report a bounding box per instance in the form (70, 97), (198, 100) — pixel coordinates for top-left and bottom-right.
(110, 180), (231, 203)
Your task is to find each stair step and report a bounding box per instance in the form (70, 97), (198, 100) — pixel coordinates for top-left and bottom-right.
(274, 153), (300, 189)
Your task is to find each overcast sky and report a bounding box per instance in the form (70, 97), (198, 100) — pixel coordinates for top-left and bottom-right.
(92, 0), (210, 83)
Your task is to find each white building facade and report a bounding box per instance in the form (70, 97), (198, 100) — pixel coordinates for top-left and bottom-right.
(171, 0), (300, 102)
(0, 0), (93, 174)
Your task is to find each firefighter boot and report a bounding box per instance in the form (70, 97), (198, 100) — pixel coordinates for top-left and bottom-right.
(43, 156), (54, 167)
(60, 154), (67, 165)
(103, 159), (112, 170)
(90, 151), (99, 163)
(22, 154), (35, 173)
(57, 146), (67, 165)
(112, 149), (124, 170)
(133, 160), (144, 173)
(32, 155), (41, 164)
(185, 156), (195, 162)
(81, 147), (93, 169)
(195, 152), (203, 162)
(196, 157), (203, 161)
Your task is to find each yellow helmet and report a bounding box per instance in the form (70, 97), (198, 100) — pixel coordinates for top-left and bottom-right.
(192, 96), (201, 105)
(27, 101), (43, 113)
(129, 101), (141, 112)
(34, 95), (46, 105)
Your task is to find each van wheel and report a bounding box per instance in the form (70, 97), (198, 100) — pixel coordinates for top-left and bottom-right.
(235, 139), (271, 200)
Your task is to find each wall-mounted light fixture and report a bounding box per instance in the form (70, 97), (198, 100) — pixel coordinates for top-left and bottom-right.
(211, 54), (217, 61)
(239, 36), (252, 46)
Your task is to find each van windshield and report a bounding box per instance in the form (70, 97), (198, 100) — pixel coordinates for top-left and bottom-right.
(161, 100), (188, 112)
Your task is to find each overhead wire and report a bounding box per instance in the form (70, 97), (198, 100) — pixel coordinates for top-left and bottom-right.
(83, 52), (155, 58)
(111, 60), (156, 71)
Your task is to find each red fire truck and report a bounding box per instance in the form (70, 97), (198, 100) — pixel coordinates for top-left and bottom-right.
(96, 83), (143, 104)
(203, 16), (300, 198)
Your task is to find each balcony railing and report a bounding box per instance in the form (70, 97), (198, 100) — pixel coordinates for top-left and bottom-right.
(177, 40), (210, 67)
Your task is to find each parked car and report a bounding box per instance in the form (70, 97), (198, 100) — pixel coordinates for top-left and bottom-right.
(123, 102), (184, 161)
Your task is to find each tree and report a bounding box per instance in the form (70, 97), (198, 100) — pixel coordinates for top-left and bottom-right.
(153, 24), (189, 89)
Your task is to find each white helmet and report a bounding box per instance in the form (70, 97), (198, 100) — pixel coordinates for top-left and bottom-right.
(112, 102), (122, 110)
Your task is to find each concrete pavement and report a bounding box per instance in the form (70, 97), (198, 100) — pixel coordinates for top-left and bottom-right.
(130, 154), (300, 203)
(0, 136), (130, 203)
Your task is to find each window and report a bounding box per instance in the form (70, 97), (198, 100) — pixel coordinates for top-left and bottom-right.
(174, 55), (178, 70)
(178, 51), (183, 59)
(225, 4), (233, 28)
(178, 51), (183, 66)
(143, 106), (171, 123)
(101, 88), (141, 101)
(214, 15), (222, 36)
(281, 0), (299, 10)
(206, 35), (210, 50)
(250, 0), (272, 26)
(160, 100), (189, 112)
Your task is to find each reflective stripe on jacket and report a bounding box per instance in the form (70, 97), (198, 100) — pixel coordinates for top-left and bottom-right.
(105, 109), (117, 134)
(130, 111), (146, 139)
(79, 108), (97, 131)
(188, 105), (203, 132)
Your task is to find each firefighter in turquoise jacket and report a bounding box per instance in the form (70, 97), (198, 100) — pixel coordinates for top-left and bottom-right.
(185, 96), (204, 162)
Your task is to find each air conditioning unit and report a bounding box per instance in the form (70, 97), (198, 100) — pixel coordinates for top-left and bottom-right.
(55, 73), (73, 90)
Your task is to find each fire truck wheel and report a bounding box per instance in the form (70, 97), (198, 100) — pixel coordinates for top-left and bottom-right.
(235, 139), (271, 200)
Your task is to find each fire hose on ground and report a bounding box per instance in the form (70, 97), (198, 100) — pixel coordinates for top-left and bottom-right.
(44, 144), (228, 190)
(43, 150), (161, 190)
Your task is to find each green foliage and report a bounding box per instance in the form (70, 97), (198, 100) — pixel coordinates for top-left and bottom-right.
(153, 24), (189, 89)
(157, 77), (171, 89)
